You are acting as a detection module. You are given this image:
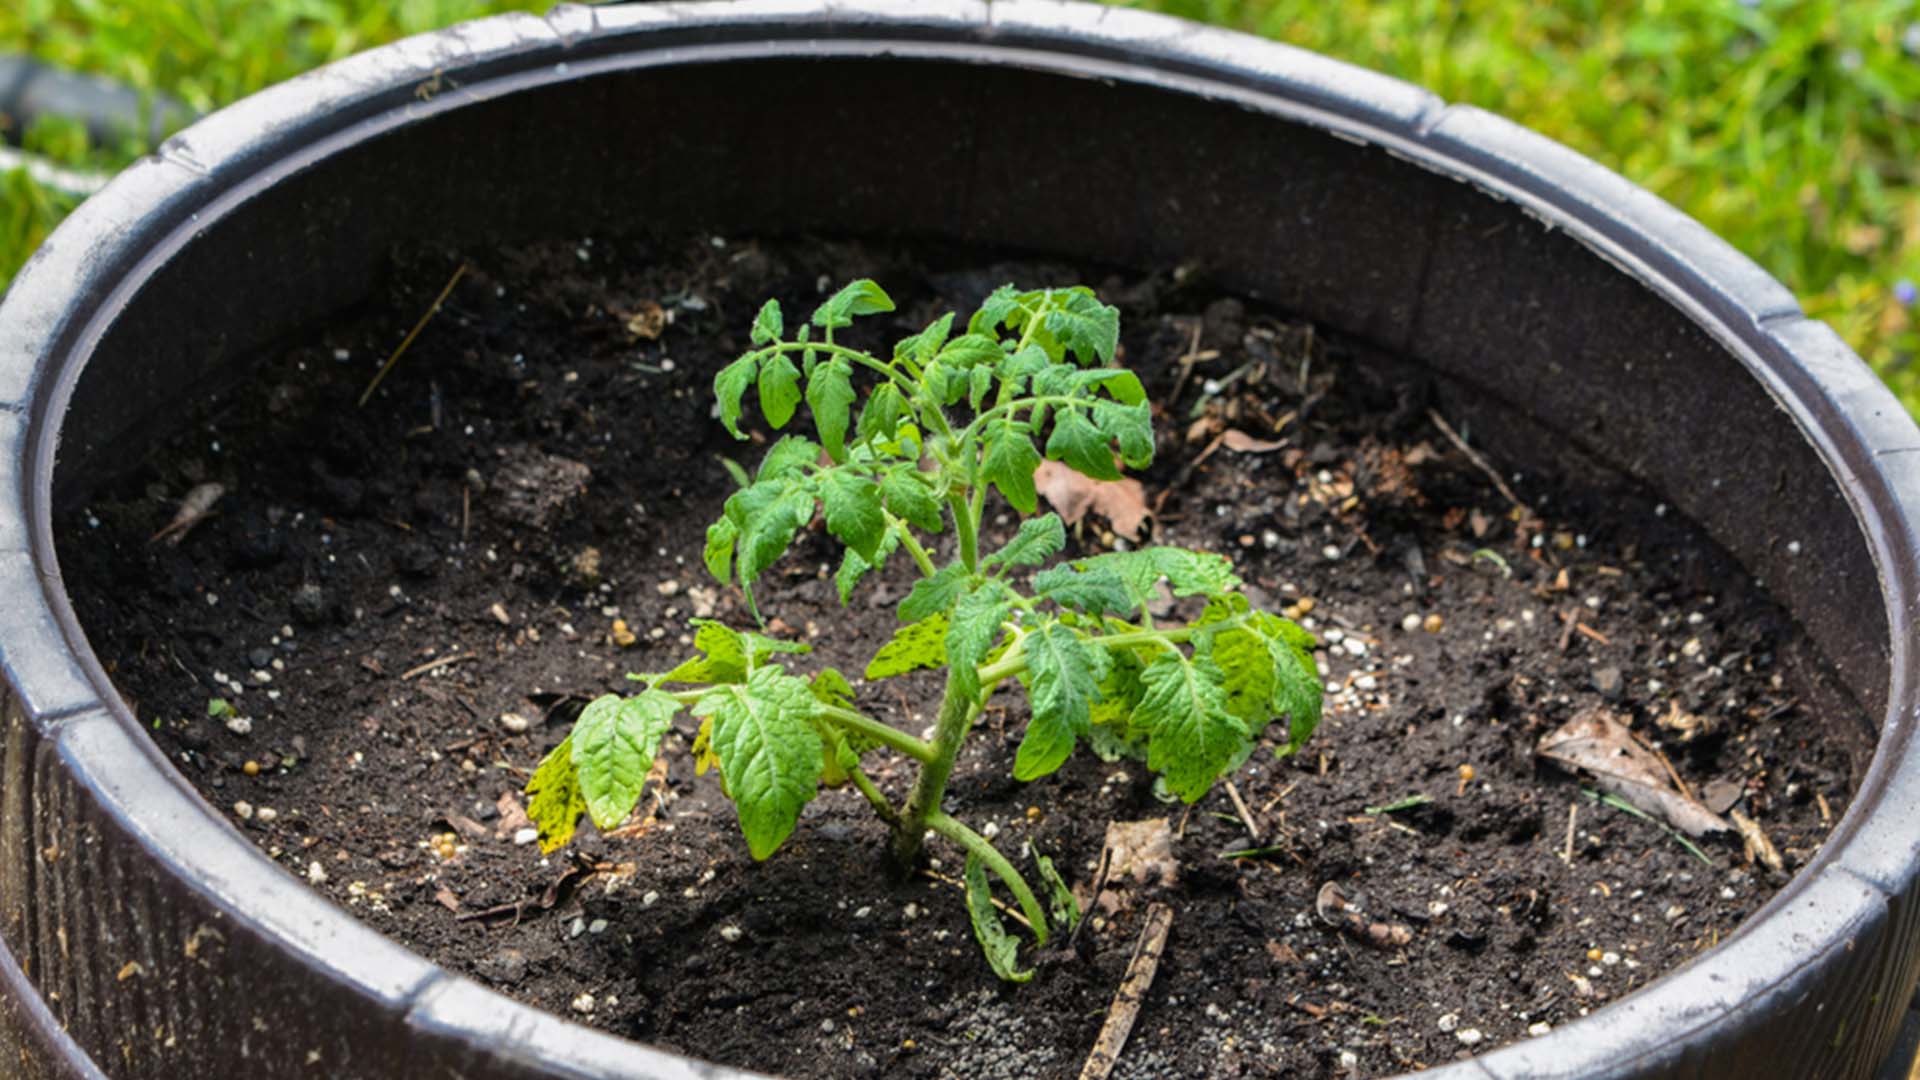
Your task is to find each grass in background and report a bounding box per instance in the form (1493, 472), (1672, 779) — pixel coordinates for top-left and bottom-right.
(3, 0), (1918, 408)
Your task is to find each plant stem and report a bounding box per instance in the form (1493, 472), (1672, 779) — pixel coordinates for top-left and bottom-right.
(889, 665), (979, 867)
(847, 765), (897, 824)
(926, 810), (1050, 944)
(886, 513), (937, 578)
(950, 490), (979, 572)
(816, 705), (937, 763)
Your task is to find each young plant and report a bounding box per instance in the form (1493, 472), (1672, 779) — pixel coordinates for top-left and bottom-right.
(527, 281), (1323, 979)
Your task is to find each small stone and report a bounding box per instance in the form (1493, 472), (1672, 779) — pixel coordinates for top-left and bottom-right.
(570, 992), (596, 1015)
(290, 583), (328, 625)
(1436, 1012), (1459, 1032)
(718, 924), (743, 943)
(307, 860), (328, 886)
(588, 919), (608, 935)
(477, 948), (528, 984)
(854, 906), (872, 919)
(254, 807), (278, 824)
(498, 712), (532, 734)
(1322, 544), (1342, 561)
(248, 647), (274, 670)
(233, 801), (254, 820)
(1422, 613), (1444, 633)
(1338, 1050), (1359, 1070)
(1592, 666), (1623, 695)
(513, 827), (539, 846)
(642, 890), (660, 908)
(1456, 1028), (1484, 1046)
(489, 602), (512, 626)
(225, 715), (253, 736)
(656, 579), (682, 596)
(1528, 1021), (1552, 1037)
(1400, 613), (1422, 632)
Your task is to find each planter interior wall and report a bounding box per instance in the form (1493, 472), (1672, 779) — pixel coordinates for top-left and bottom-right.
(2, 3), (1919, 1078)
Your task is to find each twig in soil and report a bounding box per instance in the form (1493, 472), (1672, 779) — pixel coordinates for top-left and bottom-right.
(1574, 622), (1611, 645)
(1168, 319), (1214, 405)
(1223, 778), (1262, 845)
(1562, 801), (1578, 865)
(1729, 808), (1785, 873)
(1427, 408), (1528, 514)
(401, 652), (477, 680)
(1067, 843), (1115, 950)
(1816, 791), (1832, 824)
(455, 852), (595, 925)
(1557, 608), (1579, 654)
(1314, 881), (1412, 948)
(1363, 794), (1432, 815)
(358, 261), (469, 407)
(149, 482), (226, 545)
(1077, 902), (1174, 1080)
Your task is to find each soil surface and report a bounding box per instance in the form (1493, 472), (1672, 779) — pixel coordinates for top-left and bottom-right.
(59, 235), (1868, 1078)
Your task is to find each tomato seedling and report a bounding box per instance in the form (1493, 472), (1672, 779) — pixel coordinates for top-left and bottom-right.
(529, 281), (1323, 979)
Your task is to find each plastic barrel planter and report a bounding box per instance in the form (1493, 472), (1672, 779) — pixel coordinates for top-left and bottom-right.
(2, 3), (1918, 1077)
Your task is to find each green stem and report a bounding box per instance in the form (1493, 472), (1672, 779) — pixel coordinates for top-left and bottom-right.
(847, 765), (897, 824)
(758, 341), (915, 396)
(816, 705), (937, 763)
(926, 810), (1050, 944)
(889, 666), (980, 867)
(954, 393), (1085, 450)
(976, 623), (1198, 685)
(885, 513), (937, 578)
(950, 491), (979, 572)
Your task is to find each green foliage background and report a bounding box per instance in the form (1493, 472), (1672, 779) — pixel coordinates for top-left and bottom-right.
(4, 0), (1917, 408)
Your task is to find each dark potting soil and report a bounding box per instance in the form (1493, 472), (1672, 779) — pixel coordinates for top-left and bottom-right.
(58, 234), (1869, 1079)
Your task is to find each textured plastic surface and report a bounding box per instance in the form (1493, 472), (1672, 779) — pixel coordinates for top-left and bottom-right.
(1, 3), (1918, 1078)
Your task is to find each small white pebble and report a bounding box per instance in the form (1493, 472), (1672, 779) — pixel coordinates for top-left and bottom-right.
(1338, 1050), (1359, 1069)
(1342, 638), (1367, 658)
(225, 715), (253, 736)
(1401, 613), (1422, 632)
(254, 807), (279, 824)
(903, 903), (921, 920)
(1456, 1029), (1484, 1047)
(1322, 544), (1342, 561)
(588, 919), (608, 935)
(306, 861), (327, 886)
(233, 801), (254, 820)
(1436, 1012), (1458, 1033)
(498, 712), (531, 734)
(1528, 1021), (1553, 1037)
(571, 992), (596, 1015)
(513, 827), (540, 846)
(718, 924), (743, 943)
(854, 906), (872, 919)
(642, 891), (660, 908)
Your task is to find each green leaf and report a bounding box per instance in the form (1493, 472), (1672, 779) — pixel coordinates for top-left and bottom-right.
(757, 352), (802, 429)
(985, 512), (1065, 570)
(835, 527), (898, 605)
(882, 467), (944, 533)
(895, 312), (954, 365)
(968, 284), (1021, 338)
(968, 364), (994, 411)
(656, 620), (749, 684)
(807, 356), (856, 461)
(965, 851), (1034, 983)
(856, 383), (906, 445)
(1086, 368), (1146, 406)
(1045, 407), (1122, 480)
(865, 614), (949, 680)
(526, 736), (587, 853)
(998, 343), (1050, 384)
(750, 298), (783, 346)
(1031, 564), (1136, 618)
(1094, 400), (1155, 469)
(946, 581), (1013, 701)
(693, 666), (824, 859)
(811, 279), (895, 329)
(1014, 624), (1097, 781)
(714, 354), (758, 439)
(898, 562), (968, 622)
(703, 516), (737, 585)
(810, 667), (856, 709)
(718, 455), (751, 489)
(821, 470), (886, 564)
(1252, 612), (1322, 756)
(982, 427), (1042, 515)
(1032, 849), (1081, 932)
(1041, 288), (1120, 365)
(738, 483), (816, 584)
(572, 690), (679, 830)
(937, 333), (1006, 370)
(756, 435), (819, 482)
(1207, 623), (1279, 734)
(1133, 652), (1250, 802)
(1078, 547), (1242, 604)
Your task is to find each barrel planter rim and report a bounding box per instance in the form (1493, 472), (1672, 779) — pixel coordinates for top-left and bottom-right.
(2, 3), (1917, 1077)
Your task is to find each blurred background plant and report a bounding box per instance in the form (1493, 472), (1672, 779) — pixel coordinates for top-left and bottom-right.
(4, 0), (1917, 408)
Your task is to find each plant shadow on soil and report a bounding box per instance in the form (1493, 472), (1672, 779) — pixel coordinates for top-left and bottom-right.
(58, 234), (1870, 1078)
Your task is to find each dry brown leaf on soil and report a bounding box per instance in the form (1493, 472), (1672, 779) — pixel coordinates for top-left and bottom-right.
(1034, 460), (1149, 540)
(1091, 817), (1178, 915)
(1536, 707), (1731, 837)
(1221, 429), (1285, 453)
